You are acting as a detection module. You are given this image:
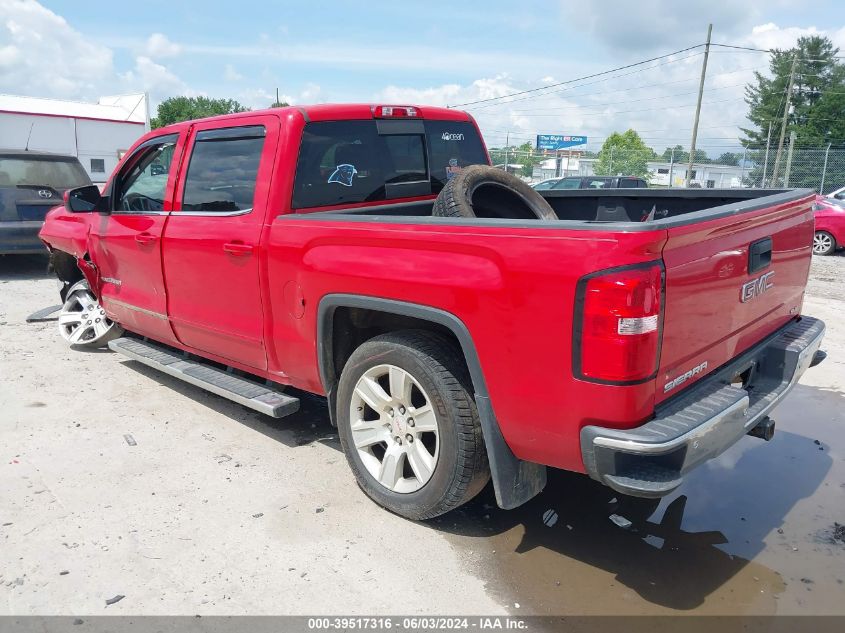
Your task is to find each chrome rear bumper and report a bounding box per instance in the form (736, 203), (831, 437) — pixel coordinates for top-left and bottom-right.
(580, 316), (826, 498)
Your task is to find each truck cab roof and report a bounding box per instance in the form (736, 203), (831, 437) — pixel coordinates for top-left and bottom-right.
(155, 104), (473, 135)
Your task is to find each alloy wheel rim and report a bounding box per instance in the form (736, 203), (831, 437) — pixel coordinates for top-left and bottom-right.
(814, 233), (832, 254)
(58, 283), (115, 345)
(349, 364), (440, 493)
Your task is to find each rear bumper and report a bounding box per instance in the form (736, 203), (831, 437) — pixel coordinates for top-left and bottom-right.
(580, 316), (826, 498)
(0, 221), (47, 254)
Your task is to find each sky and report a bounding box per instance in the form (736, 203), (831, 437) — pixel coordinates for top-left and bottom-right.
(1, 0), (844, 156)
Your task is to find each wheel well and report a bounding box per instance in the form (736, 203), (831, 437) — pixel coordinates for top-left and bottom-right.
(49, 250), (84, 285)
(326, 307), (465, 392)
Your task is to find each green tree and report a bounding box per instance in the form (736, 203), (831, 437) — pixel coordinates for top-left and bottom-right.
(151, 96), (250, 128)
(716, 152), (742, 166)
(594, 130), (654, 178)
(741, 35), (845, 189)
(489, 142), (542, 177)
(660, 145), (710, 164)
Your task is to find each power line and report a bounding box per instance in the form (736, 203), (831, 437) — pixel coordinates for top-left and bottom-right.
(466, 51), (707, 111)
(710, 43), (845, 59)
(507, 81), (749, 113)
(449, 44), (705, 108)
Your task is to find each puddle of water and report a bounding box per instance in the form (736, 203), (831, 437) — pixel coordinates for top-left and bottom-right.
(438, 384), (845, 615)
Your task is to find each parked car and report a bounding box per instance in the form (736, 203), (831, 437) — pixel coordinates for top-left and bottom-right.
(0, 150), (92, 254)
(533, 175), (648, 190)
(812, 194), (845, 255)
(825, 186), (845, 202)
(39, 104), (825, 520)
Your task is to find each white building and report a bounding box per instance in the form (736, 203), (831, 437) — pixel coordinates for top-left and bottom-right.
(0, 93), (149, 183)
(532, 157), (748, 188)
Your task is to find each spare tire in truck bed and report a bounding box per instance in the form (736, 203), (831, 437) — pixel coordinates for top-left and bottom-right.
(432, 165), (557, 221)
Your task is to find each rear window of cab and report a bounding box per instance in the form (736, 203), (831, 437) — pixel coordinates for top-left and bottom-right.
(292, 120), (487, 210)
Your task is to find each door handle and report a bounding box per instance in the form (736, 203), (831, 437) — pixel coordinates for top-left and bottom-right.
(135, 232), (157, 245)
(223, 242), (254, 256)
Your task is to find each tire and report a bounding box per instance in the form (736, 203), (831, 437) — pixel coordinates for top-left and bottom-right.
(58, 280), (124, 347)
(432, 164), (557, 221)
(336, 330), (490, 520)
(813, 230), (836, 256)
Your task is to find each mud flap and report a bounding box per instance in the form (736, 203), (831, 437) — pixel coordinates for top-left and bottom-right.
(476, 395), (547, 509)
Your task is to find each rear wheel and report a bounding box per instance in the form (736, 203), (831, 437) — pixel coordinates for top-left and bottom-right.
(813, 231), (836, 256)
(58, 280), (124, 347)
(336, 330), (490, 520)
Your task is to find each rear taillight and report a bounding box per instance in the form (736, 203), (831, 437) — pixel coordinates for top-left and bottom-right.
(373, 105), (419, 118)
(574, 263), (664, 383)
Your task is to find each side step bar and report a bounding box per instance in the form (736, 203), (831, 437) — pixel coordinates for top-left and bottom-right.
(108, 337), (300, 418)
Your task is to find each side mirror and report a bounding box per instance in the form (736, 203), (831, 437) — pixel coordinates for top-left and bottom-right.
(65, 185), (105, 213)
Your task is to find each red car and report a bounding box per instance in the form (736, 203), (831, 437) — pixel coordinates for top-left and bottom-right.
(813, 194), (845, 255)
(38, 104), (826, 520)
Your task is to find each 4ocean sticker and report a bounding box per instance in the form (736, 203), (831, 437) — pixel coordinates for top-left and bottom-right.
(328, 164), (358, 187)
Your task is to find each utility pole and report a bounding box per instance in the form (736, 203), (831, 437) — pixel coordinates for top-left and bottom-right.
(771, 54), (798, 185)
(784, 130), (797, 187)
(761, 122), (773, 187)
(668, 147), (675, 188)
(820, 142), (832, 193)
(739, 146), (748, 186)
(685, 23), (712, 187)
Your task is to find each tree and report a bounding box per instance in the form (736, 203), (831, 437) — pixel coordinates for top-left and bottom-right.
(151, 96), (249, 128)
(489, 142), (542, 177)
(741, 35), (845, 189)
(594, 130), (654, 178)
(660, 145), (710, 164)
(716, 152), (742, 166)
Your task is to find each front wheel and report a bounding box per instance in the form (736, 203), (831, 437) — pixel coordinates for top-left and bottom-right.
(58, 280), (124, 347)
(336, 330), (490, 520)
(813, 231), (836, 256)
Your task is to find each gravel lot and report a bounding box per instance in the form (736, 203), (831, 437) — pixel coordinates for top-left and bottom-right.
(1, 252), (843, 616)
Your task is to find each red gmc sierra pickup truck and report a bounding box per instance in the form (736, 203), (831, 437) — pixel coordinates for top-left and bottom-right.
(39, 104), (826, 520)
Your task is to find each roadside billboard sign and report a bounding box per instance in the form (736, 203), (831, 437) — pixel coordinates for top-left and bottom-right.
(536, 134), (587, 151)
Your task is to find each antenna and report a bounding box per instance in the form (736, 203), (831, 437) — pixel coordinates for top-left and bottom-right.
(24, 122), (35, 151)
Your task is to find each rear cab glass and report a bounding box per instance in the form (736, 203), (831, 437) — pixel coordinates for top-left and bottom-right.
(292, 120), (487, 210)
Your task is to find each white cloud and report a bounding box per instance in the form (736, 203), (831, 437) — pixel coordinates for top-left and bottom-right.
(223, 63), (243, 81)
(144, 32), (181, 59)
(743, 22), (845, 51)
(0, 0), (113, 98)
(119, 56), (188, 103)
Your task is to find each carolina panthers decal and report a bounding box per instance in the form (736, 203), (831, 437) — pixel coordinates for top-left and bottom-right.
(328, 164), (358, 187)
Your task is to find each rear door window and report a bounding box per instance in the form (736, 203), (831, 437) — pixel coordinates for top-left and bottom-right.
(181, 126), (265, 212)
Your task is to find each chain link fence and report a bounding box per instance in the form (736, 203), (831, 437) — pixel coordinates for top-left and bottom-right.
(488, 146), (845, 193)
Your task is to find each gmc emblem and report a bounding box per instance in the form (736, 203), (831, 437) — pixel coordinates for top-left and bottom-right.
(741, 271), (775, 303)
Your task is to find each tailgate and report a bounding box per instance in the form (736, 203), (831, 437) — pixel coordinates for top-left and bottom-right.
(656, 191), (815, 404)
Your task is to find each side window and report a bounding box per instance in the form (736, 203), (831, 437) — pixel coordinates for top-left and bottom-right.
(181, 126), (265, 212)
(115, 137), (177, 212)
(553, 178), (581, 189)
(619, 178), (638, 188)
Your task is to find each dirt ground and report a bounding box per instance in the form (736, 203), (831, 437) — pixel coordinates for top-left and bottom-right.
(1, 252), (843, 616)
